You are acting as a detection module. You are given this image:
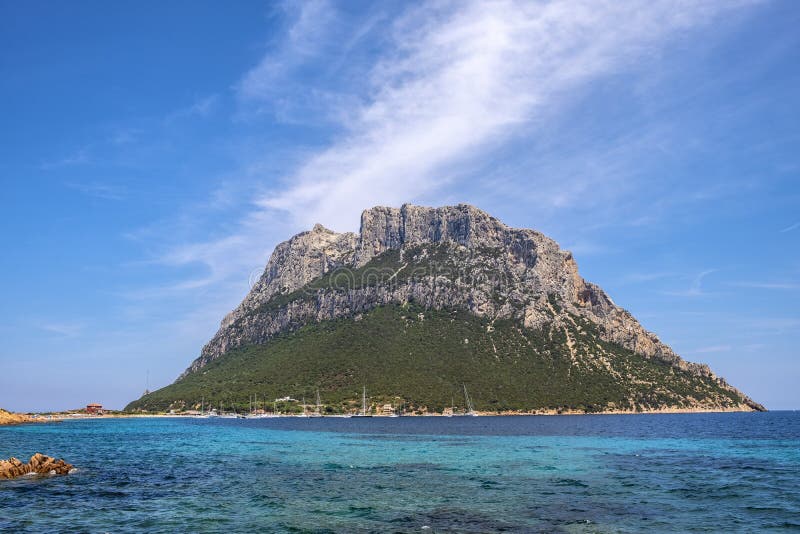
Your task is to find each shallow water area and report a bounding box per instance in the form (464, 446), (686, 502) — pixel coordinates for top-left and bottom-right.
(1, 412), (799, 532)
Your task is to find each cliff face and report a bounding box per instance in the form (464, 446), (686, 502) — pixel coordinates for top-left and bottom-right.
(175, 203), (762, 412)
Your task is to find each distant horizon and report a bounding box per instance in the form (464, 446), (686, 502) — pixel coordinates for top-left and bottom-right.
(1, 1), (799, 411)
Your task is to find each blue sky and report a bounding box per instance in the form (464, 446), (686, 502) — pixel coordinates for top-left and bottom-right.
(1, 0), (798, 412)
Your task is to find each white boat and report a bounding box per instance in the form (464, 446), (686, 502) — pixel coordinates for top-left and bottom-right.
(197, 396), (212, 418)
(219, 402), (244, 418)
(444, 396), (455, 417)
(454, 384), (477, 416)
(351, 386), (372, 417)
(294, 396), (309, 417)
(309, 389), (323, 417)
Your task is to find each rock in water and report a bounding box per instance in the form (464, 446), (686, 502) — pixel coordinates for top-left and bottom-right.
(0, 458), (28, 479)
(0, 454), (73, 479)
(126, 204), (764, 414)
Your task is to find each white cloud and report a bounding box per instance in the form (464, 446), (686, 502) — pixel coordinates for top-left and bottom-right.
(65, 181), (127, 201)
(40, 148), (90, 170)
(39, 322), (84, 338)
(256, 0), (759, 231)
(238, 0), (334, 97)
(688, 344), (732, 354)
(663, 269), (717, 297)
(164, 94), (219, 124)
(780, 222), (800, 233)
(561, 239), (614, 257)
(622, 272), (678, 284)
(730, 281), (800, 290)
(160, 0), (762, 289)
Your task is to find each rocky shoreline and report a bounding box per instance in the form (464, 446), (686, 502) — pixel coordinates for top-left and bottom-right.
(0, 408), (35, 426)
(474, 404), (761, 416)
(125, 405), (761, 417)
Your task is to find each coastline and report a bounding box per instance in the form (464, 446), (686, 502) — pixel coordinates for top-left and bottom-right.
(478, 404), (762, 416)
(0, 409), (40, 426)
(2, 404), (760, 423)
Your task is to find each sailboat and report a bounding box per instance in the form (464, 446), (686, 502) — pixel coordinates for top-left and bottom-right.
(352, 386), (372, 417)
(463, 384), (477, 416)
(444, 395), (455, 417)
(296, 396), (309, 417)
(197, 396), (213, 418)
(454, 384), (477, 416)
(309, 389), (323, 417)
(220, 401), (239, 419)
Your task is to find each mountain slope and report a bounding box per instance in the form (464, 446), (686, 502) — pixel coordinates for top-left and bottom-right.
(126, 204), (763, 413)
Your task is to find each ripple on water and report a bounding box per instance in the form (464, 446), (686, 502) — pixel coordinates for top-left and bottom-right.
(1, 413), (799, 532)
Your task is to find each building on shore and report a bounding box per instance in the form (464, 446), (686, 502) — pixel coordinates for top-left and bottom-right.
(86, 403), (103, 415)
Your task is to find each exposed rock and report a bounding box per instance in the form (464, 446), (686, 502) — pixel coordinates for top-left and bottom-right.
(181, 224), (358, 377)
(0, 408), (32, 426)
(175, 203), (763, 411)
(0, 453), (73, 479)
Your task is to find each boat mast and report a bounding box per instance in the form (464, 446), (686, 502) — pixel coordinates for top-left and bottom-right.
(463, 384), (475, 415)
(362, 386), (367, 415)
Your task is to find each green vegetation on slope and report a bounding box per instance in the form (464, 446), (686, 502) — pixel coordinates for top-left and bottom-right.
(126, 304), (745, 413)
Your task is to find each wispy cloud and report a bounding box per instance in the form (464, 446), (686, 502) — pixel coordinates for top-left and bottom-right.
(235, 0), (357, 124)
(164, 94), (219, 124)
(738, 317), (800, 334)
(258, 0), (760, 230)
(238, 0), (337, 101)
(110, 128), (141, 146)
(65, 181), (127, 201)
(39, 322), (84, 338)
(40, 148), (90, 170)
(156, 0), (762, 289)
(562, 240), (614, 257)
(664, 269), (717, 297)
(780, 222), (800, 233)
(622, 271), (678, 284)
(687, 344), (731, 354)
(730, 281), (800, 290)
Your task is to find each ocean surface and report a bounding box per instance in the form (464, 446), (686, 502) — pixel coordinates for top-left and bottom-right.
(1, 412), (799, 533)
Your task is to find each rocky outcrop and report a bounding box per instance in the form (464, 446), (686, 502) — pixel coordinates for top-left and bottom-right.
(0, 454), (73, 479)
(218, 225), (357, 330)
(0, 408), (32, 426)
(177, 203), (763, 411)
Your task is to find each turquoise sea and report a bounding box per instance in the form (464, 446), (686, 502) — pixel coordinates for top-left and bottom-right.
(1, 412), (799, 532)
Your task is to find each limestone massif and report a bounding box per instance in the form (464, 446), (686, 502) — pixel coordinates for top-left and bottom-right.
(137, 204), (762, 413)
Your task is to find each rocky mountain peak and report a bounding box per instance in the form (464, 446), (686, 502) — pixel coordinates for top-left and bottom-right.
(311, 223), (333, 233)
(170, 203), (762, 413)
(355, 203), (508, 266)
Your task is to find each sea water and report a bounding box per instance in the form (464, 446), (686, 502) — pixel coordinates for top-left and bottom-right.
(1, 412), (798, 532)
